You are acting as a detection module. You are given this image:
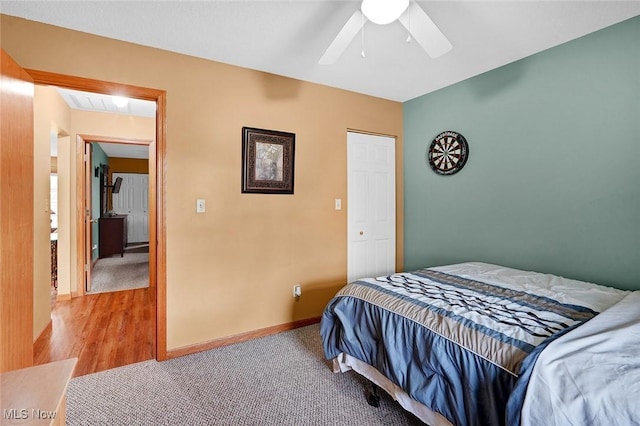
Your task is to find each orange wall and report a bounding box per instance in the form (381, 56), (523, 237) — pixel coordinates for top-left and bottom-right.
(71, 109), (155, 141)
(109, 157), (149, 174)
(1, 15), (404, 351)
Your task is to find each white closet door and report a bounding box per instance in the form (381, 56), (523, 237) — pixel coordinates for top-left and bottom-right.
(347, 132), (396, 283)
(112, 173), (149, 243)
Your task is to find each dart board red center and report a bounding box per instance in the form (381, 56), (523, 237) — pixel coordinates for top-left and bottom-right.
(427, 131), (469, 176)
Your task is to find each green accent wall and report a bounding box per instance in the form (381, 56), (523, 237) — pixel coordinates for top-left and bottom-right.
(403, 16), (639, 290)
(92, 143), (109, 261)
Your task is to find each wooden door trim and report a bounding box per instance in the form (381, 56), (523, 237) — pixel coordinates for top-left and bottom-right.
(78, 135), (153, 145)
(25, 69), (165, 101)
(26, 69), (167, 361)
(82, 140), (91, 295)
(73, 135), (85, 297)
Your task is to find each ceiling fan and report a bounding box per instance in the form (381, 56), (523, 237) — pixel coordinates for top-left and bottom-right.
(319, 0), (452, 64)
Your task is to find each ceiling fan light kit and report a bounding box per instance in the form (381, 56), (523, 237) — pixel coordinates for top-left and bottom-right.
(319, 0), (452, 65)
(112, 96), (129, 108)
(361, 0), (409, 25)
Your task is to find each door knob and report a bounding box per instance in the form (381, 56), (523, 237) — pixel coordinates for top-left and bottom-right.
(359, 231), (364, 235)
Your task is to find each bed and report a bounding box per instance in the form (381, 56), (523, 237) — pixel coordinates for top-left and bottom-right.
(320, 262), (635, 425)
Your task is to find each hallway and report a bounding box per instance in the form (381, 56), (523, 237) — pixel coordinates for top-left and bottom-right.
(34, 288), (155, 377)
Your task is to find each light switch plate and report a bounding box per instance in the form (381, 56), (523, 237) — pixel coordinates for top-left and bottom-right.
(196, 199), (205, 213)
(335, 199), (342, 210)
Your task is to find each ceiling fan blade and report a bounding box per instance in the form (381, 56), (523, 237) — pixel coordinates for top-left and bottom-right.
(398, 3), (452, 58)
(319, 10), (366, 65)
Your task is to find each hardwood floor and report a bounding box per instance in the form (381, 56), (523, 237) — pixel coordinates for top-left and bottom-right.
(34, 287), (155, 377)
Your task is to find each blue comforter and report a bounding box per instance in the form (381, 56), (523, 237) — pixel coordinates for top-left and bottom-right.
(320, 267), (600, 425)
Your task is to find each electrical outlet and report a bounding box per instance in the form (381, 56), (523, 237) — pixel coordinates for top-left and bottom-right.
(293, 284), (301, 298)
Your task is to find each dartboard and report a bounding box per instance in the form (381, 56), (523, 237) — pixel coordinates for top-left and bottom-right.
(427, 131), (469, 176)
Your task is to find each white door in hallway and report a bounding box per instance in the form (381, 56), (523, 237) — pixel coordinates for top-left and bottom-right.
(347, 132), (396, 283)
(112, 173), (149, 244)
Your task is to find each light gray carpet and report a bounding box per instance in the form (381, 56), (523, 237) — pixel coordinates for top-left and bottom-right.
(88, 252), (149, 294)
(66, 324), (423, 425)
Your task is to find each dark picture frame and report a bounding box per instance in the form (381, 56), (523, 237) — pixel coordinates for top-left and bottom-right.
(242, 127), (295, 194)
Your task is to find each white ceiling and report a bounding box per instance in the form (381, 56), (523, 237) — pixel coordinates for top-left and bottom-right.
(57, 88), (156, 118)
(94, 142), (150, 160)
(2, 1), (639, 102)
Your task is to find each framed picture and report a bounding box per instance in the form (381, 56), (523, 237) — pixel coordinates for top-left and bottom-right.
(242, 127), (295, 194)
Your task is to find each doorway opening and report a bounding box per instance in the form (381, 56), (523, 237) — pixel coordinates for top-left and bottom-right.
(81, 137), (152, 295)
(28, 68), (167, 364)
